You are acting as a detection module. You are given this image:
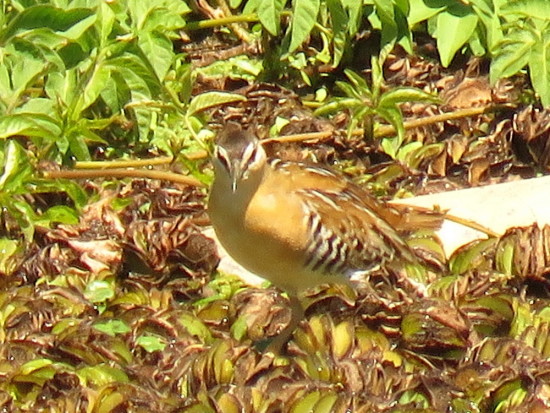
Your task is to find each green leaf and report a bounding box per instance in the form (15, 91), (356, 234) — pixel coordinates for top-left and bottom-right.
(187, 91), (246, 117)
(0, 238), (19, 274)
(107, 53), (162, 97)
(408, 0), (446, 26)
(96, 1), (116, 47)
(19, 359), (54, 375)
(501, 0), (550, 20)
(179, 312), (213, 343)
(94, 319), (132, 337)
(326, 0), (348, 67)
(10, 199), (36, 241)
(0, 5), (95, 44)
(75, 61), (112, 115)
(343, 69), (370, 95)
(341, 0), (362, 36)
(435, 5), (479, 67)
(0, 139), (24, 190)
(490, 28), (536, 83)
(37, 206), (79, 226)
(28, 178), (88, 209)
(336, 80), (364, 100)
(0, 113), (61, 140)
(78, 364), (129, 386)
(84, 280), (116, 303)
(136, 335), (167, 352)
(142, 6), (187, 33)
(470, 0), (503, 53)
(138, 31), (174, 81)
(257, 0), (286, 35)
(373, 0), (398, 48)
(288, 0), (320, 53)
(528, 29), (550, 107)
(378, 87), (439, 106)
(59, 13), (96, 41)
(243, 0), (262, 14)
(376, 105), (404, 149)
(5, 39), (50, 103)
(67, 131), (92, 161)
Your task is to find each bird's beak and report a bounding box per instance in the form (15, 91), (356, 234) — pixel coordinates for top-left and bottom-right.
(231, 160), (243, 192)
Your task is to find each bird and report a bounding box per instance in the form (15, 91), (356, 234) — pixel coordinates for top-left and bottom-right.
(207, 122), (438, 349)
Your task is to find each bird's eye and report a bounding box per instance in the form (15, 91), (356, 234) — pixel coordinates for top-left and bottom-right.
(215, 147), (231, 172)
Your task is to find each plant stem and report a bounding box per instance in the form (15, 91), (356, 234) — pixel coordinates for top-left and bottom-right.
(185, 14), (258, 30)
(43, 168), (206, 188)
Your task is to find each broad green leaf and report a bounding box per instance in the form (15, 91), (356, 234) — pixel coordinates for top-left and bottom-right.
(45, 69), (77, 108)
(127, 0), (152, 31)
(107, 53), (161, 97)
(17, 97), (58, 118)
(96, 2), (116, 47)
(138, 31), (173, 81)
(187, 91), (246, 117)
(59, 13), (96, 41)
(6, 39), (49, 102)
(17, 27), (66, 50)
(141, 6), (187, 32)
(288, 0), (320, 53)
(435, 5), (478, 67)
(408, 0), (446, 26)
(528, 29), (550, 107)
(0, 113), (60, 140)
(326, 0), (347, 67)
(100, 77), (123, 113)
(257, 0), (286, 35)
(243, 0), (262, 14)
(501, 0), (550, 20)
(490, 28), (536, 83)
(0, 5), (95, 44)
(75, 61), (112, 115)
(67, 131), (92, 161)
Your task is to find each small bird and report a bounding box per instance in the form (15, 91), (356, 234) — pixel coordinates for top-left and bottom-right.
(208, 122), (435, 349)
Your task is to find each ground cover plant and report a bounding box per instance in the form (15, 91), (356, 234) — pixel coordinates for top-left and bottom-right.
(2, 0), (550, 411)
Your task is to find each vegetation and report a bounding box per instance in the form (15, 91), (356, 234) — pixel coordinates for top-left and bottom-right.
(1, 0), (550, 411)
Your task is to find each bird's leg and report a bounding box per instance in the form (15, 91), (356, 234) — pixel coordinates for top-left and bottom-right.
(263, 293), (304, 354)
